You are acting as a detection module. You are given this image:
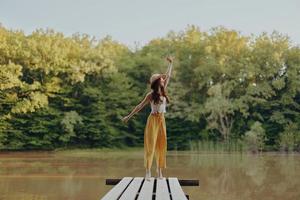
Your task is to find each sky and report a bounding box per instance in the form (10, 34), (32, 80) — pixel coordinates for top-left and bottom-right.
(0, 0), (299, 48)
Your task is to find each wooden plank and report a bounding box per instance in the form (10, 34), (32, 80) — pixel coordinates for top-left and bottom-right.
(137, 177), (154, 200)
(106, 178), (199, 186)
(156, 178), (170, 200)
(119, 177), (144, 200)
(168, 177), (188, 200)
(101, 177), (132, 200)
(178, 179), (199, 186)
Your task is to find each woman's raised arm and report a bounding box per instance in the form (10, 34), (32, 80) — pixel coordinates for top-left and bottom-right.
(164, 56), (174, 89)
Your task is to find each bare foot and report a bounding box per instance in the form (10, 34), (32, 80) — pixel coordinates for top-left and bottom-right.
(145, 169), (151, 181)
(156, 168), (164, 179)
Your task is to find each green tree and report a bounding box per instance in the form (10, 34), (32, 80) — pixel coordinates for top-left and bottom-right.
(243, 121), (266, 153)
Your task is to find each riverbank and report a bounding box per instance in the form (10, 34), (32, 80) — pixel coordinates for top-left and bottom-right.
(1, 146), (299, 155)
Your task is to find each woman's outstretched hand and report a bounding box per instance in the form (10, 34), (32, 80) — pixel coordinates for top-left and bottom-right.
(121, 115), (130, 123)
(166, 56), (174, 63)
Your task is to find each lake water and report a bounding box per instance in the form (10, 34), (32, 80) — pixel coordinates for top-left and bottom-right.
(0, 150), (299, 200)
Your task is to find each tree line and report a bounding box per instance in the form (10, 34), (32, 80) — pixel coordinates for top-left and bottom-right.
(0, 24), (299, 152)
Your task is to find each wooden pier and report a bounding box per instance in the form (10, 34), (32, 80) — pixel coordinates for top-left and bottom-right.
(101, 177), (199, 200)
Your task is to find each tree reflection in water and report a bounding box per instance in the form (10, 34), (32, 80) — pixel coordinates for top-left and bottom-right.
(0, 151), (299, 200)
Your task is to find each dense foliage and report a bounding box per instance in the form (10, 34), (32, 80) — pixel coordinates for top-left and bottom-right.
(1, 24), (299, 151)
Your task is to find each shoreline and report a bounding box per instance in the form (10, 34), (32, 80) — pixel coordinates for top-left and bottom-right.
(0, 147), (299, 155)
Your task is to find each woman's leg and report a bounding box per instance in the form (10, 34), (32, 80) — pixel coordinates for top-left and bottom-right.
(155, 116), (167, 178)
(145, 168), (151, 180)
(144, 115), (160, 177)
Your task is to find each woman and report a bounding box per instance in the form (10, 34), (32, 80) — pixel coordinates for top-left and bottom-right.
(121, 56), (174, 180)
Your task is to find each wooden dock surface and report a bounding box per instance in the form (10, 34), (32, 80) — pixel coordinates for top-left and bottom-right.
(101, 177), (199, 200)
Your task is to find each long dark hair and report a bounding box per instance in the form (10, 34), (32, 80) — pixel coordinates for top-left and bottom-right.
(150, 78), (170, 105)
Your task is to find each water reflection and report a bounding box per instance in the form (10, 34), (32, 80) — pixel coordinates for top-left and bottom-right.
(0, 151), (299, 200)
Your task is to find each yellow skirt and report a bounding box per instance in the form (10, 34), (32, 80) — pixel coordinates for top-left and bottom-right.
(144, 112), (167, 169)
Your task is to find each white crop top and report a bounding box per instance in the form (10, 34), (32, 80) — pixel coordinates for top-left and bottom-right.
(150, 96), (166, 113)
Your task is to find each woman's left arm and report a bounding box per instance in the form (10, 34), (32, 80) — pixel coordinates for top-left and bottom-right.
(164, 56), (174, 89)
